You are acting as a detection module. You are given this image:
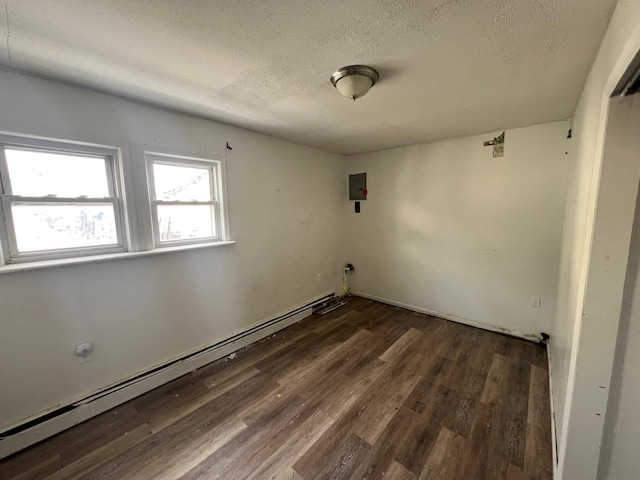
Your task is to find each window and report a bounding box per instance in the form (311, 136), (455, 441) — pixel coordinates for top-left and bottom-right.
(146, 153), (226, 247)
(0, 133), (232, 268)
(0, 135), (127, 263)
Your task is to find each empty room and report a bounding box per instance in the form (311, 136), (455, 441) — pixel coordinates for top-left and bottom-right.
(1, 1), (639, 479)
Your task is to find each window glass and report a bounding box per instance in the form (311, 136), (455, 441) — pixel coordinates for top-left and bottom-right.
(5, 148), (110, 197)
(157, 204), (216, 242)
(152, 163), (211, 201)
(11, 203), (118, 252)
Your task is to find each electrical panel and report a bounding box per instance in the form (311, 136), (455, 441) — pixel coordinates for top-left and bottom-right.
(349, 173), (367, 200)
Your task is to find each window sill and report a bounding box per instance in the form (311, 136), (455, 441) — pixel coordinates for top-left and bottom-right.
(0, 241), (236, 275)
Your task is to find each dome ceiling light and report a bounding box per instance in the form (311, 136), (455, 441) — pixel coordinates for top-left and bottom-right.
(330, 65), (379, 101)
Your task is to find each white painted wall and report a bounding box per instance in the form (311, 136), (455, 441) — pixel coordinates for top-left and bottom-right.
(344, 121), (571, 337)
(550, 1), (640, 477)
(0, 70), (345, 432)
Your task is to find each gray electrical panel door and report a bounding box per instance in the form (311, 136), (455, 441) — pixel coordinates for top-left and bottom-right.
(349, 173), (367, 200)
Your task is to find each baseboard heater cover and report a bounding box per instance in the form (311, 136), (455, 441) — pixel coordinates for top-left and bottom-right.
(0, 291), (334, 460)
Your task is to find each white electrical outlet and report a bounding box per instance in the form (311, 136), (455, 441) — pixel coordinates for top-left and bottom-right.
(531, 297), (541, 308)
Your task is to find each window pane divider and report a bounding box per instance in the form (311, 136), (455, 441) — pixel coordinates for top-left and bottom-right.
(151, 200), (216, 206)
(1, 195), (119, 204)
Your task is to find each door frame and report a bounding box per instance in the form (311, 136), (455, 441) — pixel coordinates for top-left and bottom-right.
(558, 24), (640, 480)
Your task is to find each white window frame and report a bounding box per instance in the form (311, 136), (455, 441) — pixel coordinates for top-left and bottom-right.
(0, 134), (128, 264)
(145, 152), (229, 248)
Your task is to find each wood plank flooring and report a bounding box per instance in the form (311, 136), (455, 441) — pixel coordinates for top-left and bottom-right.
(0, 297), (553, 479)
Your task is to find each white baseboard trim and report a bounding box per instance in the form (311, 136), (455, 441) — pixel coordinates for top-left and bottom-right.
(0, 290), (334, 460)
(546, 340), (558, 479)
(351, 291), (542, 343)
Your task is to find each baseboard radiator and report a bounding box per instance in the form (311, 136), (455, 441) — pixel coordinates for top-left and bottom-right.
(0, 291), (334, 460)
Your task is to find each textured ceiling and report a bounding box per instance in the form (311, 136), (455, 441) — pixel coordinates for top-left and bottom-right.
(0, 0), (618, 155)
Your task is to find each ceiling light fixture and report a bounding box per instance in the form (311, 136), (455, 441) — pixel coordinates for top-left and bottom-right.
(330, 65), (379, 101)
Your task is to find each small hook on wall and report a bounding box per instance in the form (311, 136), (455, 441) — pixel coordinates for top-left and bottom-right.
(226, 142), (233, 150)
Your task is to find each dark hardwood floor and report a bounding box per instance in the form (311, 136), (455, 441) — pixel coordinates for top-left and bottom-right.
(0, 297), (553, 479)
